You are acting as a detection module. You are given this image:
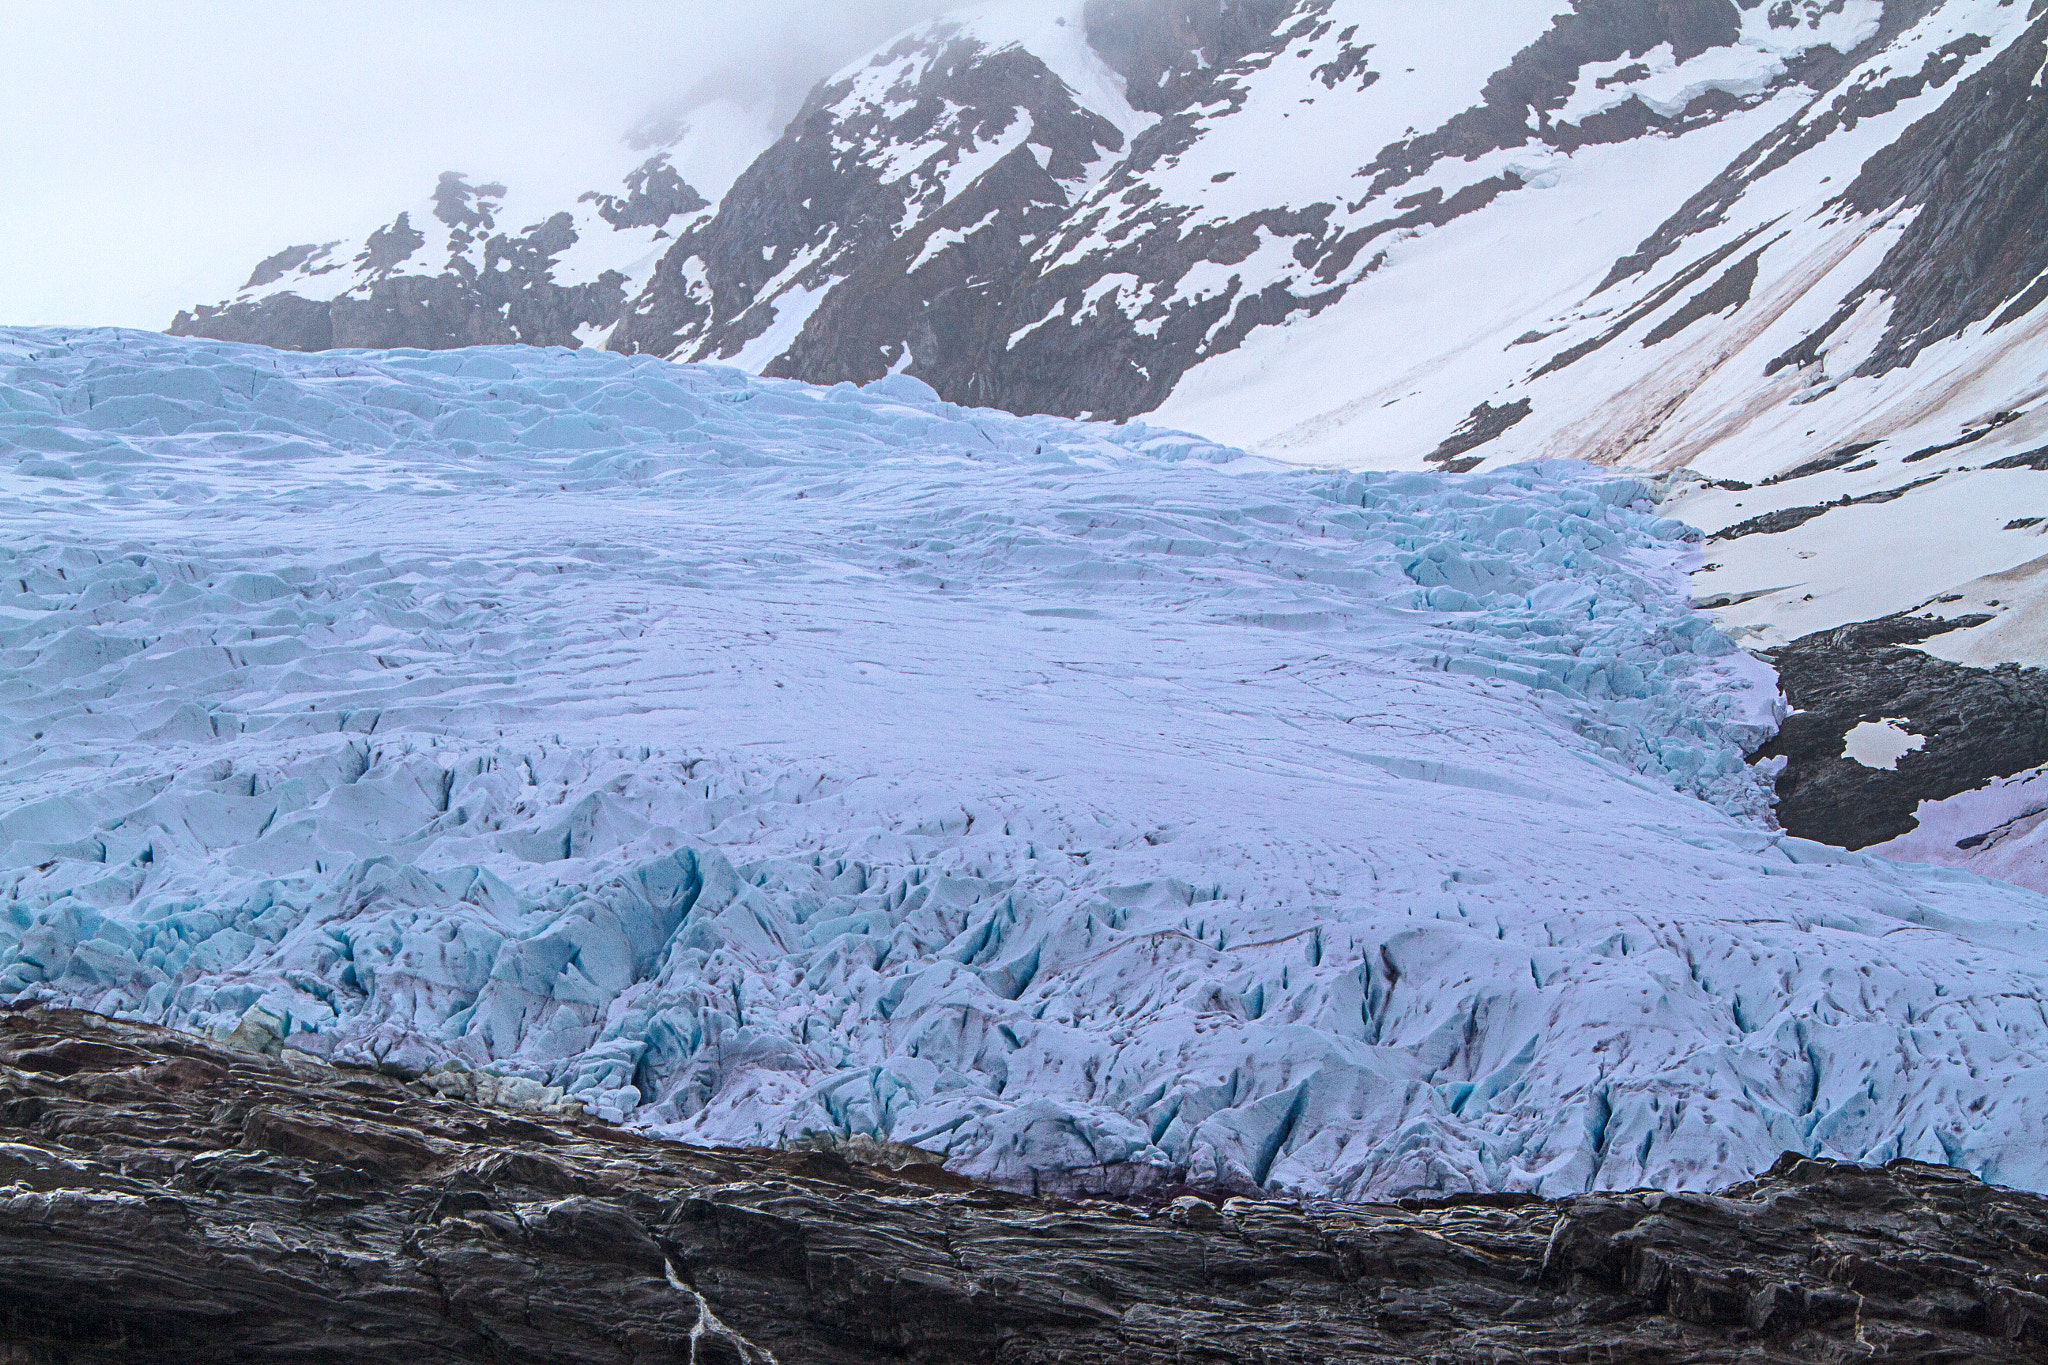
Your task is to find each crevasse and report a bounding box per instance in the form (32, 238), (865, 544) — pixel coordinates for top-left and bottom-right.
(3, 327), (2046, 1199)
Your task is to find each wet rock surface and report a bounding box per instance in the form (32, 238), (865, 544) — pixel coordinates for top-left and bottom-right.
(3, 1008), (2047, 1363)
(1755, 612), (2048, 849)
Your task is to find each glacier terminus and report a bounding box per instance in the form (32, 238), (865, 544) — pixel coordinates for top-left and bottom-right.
(3, 327), (2048, 1201)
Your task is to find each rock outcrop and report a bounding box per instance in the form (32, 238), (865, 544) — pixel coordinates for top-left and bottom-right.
(1754, 611), (2048, 849)
(3, 1007), (2046, 1363)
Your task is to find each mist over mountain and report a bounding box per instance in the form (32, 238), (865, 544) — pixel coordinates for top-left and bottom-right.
(0, 0), (971, 331)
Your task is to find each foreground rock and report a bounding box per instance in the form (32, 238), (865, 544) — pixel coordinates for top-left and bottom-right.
(1, 1010), (2045, 1362)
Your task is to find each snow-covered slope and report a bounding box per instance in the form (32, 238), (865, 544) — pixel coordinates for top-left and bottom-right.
(7, 326), (2048, 1200)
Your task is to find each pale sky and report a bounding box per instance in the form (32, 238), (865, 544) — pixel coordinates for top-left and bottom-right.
(0, 2), (961, 329)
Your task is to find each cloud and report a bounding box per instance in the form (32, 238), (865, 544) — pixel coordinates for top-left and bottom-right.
(0, 0), (978, 328)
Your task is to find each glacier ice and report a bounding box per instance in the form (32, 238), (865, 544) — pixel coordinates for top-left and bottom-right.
(4, 326), (2048, 1199)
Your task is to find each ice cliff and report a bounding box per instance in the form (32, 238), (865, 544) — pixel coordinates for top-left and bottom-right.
(3, 327), (2047, 1199)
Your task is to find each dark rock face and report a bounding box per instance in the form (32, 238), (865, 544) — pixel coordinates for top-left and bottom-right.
(4, 1007), (2048, 1363)
(1757, 441), (1883, 486)
(1754, 613), (2048, 849)
(1713, 473), (1938, 540)
(1536, 216), (1783, 380)
(171, 292), (341, 352)
(580, 156), (709, 230)
(1083, 0), (1301, 114)
(174, 266), (629, 354)
(1429, 399), (1534, 472)
(1354, 0), (1744, 191)
(1641, 245), (1762, 346)
(609, 29), (1133, 409)
(243, 242), (339, 291)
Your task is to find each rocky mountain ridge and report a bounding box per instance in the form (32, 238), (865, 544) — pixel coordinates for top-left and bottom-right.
(4, 1006), (2047, 1363)
(174, 0), (1926, 414)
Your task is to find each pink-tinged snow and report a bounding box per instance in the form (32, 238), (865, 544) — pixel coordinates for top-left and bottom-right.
(1875, 768), (2048, 895)
(1152, 96), (1803, 463)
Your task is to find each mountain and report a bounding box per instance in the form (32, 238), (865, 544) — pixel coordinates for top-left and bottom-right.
(6, 325), (2048, 1202)
(166, 0), (2048, 888)
(163, 83), (787, 355)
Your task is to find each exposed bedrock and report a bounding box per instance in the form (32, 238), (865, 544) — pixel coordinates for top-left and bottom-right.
(1082, 0), (1301, 113)
(3, 1007), (2047, 1364)
(1754, 612), (2048, 850)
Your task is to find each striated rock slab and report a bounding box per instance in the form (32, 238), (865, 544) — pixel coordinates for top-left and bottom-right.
(1, 1008), (2045, 1363)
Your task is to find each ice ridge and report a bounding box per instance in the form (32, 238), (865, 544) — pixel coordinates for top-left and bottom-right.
(3, 327), (2047, 1200)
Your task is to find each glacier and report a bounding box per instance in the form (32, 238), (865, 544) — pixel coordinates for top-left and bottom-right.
(4, 326), (2048, 1200)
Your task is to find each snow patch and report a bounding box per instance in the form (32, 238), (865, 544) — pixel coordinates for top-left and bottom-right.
(1842, 719), (1925, 770)
(1555, 42), (1783, 124)
(727, 272), (838, 374)
(911, 210), (1002, 272)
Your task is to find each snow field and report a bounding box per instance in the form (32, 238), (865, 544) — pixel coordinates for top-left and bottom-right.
(4, 327), (2048, 1199)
